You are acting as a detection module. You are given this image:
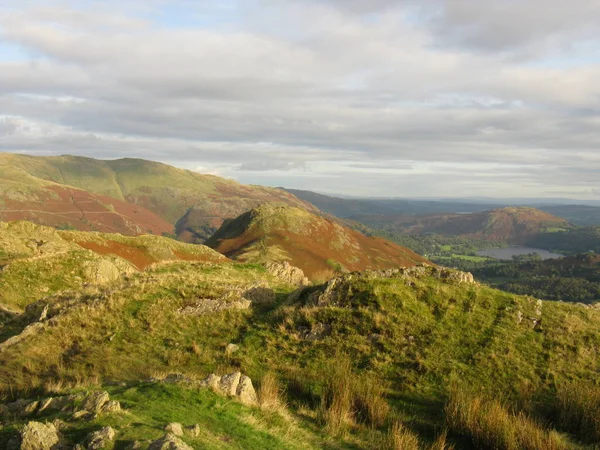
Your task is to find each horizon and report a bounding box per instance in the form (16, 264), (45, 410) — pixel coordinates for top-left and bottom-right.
(1, 1), (600, 199)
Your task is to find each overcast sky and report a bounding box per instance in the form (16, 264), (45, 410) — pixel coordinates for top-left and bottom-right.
(1, 0), (600, 198)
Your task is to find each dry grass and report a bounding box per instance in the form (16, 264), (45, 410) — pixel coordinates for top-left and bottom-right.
(445, 385), (569, 450)
(259, 372), (286, 413)
(317, 354), (390, 436)
(554, 381), (600, 442)
(381, 421), (420, 450)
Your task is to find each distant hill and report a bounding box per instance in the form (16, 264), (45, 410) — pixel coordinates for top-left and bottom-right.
(205, 203), (428, 281)
(354, 207), (570, 243)
(0, 165), (173, 236)
(0, 153), (317, 241)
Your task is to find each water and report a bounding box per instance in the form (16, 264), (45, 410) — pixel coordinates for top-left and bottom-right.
(477, 247), (563, 260)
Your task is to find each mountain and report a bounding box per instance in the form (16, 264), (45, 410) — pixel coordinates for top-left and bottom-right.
(285, 188), (500, 217)
(355, 207), (570, 243)
(0, 235), (598, 448)
(0, 153), (317, 241)
(0, 165), (173, 236)
(205, 204), (429, 281)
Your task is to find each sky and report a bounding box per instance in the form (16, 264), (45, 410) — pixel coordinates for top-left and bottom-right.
(1, 0), (600, 199)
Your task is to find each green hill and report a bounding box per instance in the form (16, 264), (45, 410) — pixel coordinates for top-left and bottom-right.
(1, 225), (599, 448)
(0, 153), (318, 240)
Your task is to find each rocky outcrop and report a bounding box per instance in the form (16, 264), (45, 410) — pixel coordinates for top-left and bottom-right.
(82, 258), (135, 285)
(264, 261), (310, 286)
(20, 421), (62, 450)
(148, 433), (193, 450)
(177, 295), (251, 315)
(304, 265), (475, 307)
(199, 371), (258, 405)
(85, 426), (116, 450)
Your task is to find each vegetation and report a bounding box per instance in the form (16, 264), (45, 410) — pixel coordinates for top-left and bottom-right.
(2, 220), (600, 448)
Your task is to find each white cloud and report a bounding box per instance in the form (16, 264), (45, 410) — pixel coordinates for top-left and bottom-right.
(0, 0), (599, 198)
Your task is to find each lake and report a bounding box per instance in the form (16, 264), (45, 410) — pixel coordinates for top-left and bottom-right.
(477, 247), (563, 260)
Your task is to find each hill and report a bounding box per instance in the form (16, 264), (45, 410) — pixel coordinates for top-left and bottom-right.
(1, 253), (599, 448)
(0, 153), (317, 241)
(355, 207), (570, 243)
(0, 165), (173, 236)
(0, 221), (228, 311)
(205, 204), (429, 281)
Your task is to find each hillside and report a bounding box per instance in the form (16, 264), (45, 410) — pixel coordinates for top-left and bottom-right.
(0, 221), (228, 311)
(0, 166), (173, 236)
(205, 204), (429, 281)
(1, 253), (599, 448)
(0, 153), (317, 240)
(355, 207), (570, 243)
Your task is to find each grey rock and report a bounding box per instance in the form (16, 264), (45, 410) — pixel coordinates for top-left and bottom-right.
(101, 400), (121, 413)
(148, 433), (194, 450)
(20, 421), (61, 450)
(218, 372), (241, 396)
(79, 391), (109, 414)
(264, 261), (310, 286)
(165, 422), (184, 436)
(86, 426), (115, 450)
(236, 375), (257, 405)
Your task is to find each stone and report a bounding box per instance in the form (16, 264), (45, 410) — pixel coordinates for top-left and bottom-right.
(236, 375), (258, 405)
(148, 433), (193, 450)
(20, 421), (61, 450)
(264, 261), (310, 286)
(165, 422), (184, 437)
(86, 426), (116, 450)
(185, 424), (201, 438)
(201, 373), (221, 391)
(218, 372), (241, 396)
(225, 343), (239, 355)
(7, 399), (39, 416)
(79, 391), (110, 414)
(101, 400), (121, 413)
(72, 410), (89, 420)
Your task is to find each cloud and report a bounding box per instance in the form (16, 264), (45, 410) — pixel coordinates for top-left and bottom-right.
(0, 0), (598, 198)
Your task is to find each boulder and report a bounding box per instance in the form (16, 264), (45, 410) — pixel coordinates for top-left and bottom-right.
(86, 426), (116, 450)
(264, 261), (310, 286)
(79, 391), (110, 414)
(236, 375), (258, 405)
(101, 400), (121, 413)
(148, 433), (194, 450)
(218, 372), (241, 396)
(20, 421), (61, 450)
(165, 422), (184, 437)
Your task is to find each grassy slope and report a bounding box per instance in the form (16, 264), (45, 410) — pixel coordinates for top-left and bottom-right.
(206, 204), (429, 281)
(0, 153), (318, 240)
(0, 221), (227, 311)
(1, 255), (599, 446)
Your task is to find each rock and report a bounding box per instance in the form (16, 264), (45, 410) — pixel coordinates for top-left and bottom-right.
(264, 261), (310, 286)
(79, 391), (110, 414)
(218, 372), (241, 396)
(225, 343), (239, 355)
(517, 310), (523, 324)
(72, 410), (89, 420)
(37, 398), (54, 414)
(0, 322), (45, 353)
(6, 399), (39, 416)
(20, 421), (61, 450)
(165, 423), (184, 437)
(101, 400), (121, 413)
(38, 304), (49, 322)
(302, 323), (331, 341)
(177, 296), (251, 316)
(86, 426), (116, 450)
(236, 375), (257, 405)
(185, 424), (200, 438)
(200, 373), (221, 390)
(82, 259), (133, 285)
(148, 433), (194, 450)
